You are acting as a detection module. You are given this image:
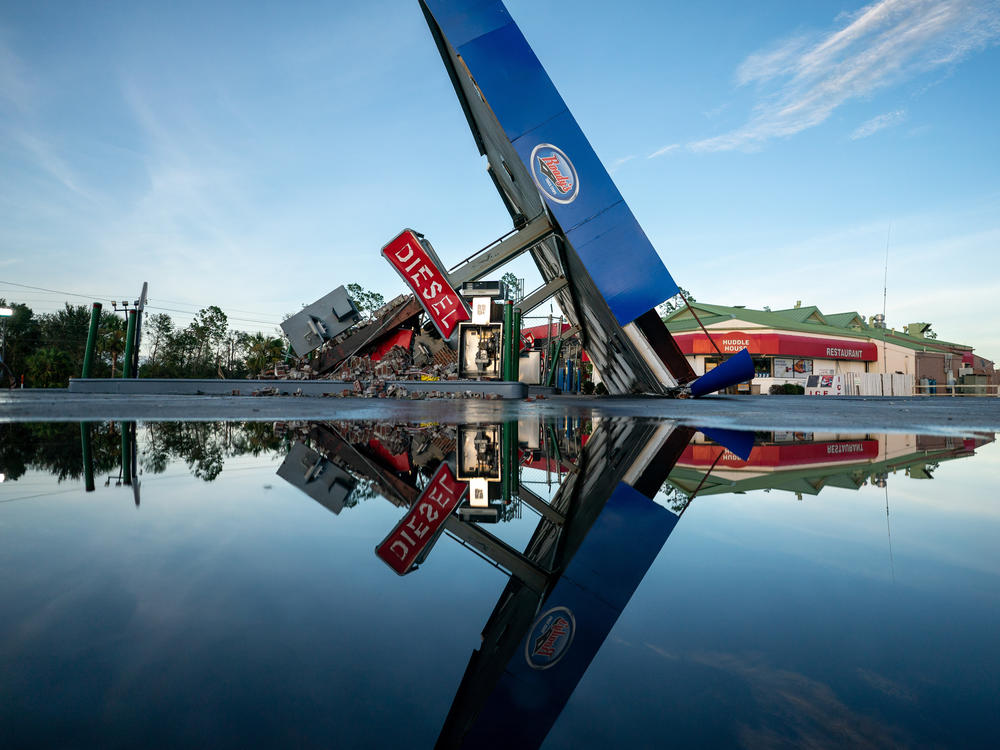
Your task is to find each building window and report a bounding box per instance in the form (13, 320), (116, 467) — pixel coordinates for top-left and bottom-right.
(753, 357), (771, 378)
(774, 357), (813, 379)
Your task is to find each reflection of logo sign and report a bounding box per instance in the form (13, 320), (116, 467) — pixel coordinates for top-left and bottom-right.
(530, 144), (579, 204)
(525, 606), (575, 670)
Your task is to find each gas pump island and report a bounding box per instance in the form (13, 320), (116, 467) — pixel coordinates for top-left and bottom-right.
(280, 0), (754, 398)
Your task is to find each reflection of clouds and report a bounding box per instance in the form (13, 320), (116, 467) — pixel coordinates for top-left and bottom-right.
(856, 667), (916, 703)
(643, 644), (904, 748)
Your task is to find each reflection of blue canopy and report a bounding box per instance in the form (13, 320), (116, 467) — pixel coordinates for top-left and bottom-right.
(460, 481), (679, 747)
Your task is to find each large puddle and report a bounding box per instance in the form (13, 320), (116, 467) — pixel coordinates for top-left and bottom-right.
(1, 419), (997, 748)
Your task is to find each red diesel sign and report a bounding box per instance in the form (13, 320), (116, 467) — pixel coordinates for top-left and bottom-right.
(375, 462), (468, 575)
(381, 229), (470, 339)
(673, 331), (878, 361)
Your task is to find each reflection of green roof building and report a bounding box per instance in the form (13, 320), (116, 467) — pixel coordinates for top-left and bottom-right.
(665, 432), (993, 500)
(663, 301), (996, 394)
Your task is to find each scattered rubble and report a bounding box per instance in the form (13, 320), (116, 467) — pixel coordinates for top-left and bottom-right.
(252, 324), (478, 397)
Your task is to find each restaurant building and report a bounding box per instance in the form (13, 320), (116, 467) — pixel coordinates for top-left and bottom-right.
(663, 302), (995, 394)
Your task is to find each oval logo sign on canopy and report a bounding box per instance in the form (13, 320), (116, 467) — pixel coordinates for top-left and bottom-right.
(525, 605), (576, 669)
(530, 144), (579, 204)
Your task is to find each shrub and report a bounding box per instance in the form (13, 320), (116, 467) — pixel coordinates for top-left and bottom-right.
(769, 383), (804, 395)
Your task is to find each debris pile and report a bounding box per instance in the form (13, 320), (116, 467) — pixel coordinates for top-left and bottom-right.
(253, 285), (507, 398)
(253, 320), (472, 396)
(327, 421), (458, 468)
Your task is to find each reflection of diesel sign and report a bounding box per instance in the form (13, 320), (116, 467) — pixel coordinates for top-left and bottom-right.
(827, 443), (863, 454)
(826, 347), (863, 358)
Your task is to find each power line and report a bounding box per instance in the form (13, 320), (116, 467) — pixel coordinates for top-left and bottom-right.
(0, 279), (124, 302)
(0, 280), (283, 328)
(144, 305), (281, 327)
(147, 297), (287, 317)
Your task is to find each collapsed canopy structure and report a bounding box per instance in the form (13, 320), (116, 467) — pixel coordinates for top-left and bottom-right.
(419, 0), (753, 395)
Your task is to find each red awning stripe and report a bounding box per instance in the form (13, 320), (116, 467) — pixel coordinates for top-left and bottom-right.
(672, 331), (878, 361)
(679, 440), (880, 468)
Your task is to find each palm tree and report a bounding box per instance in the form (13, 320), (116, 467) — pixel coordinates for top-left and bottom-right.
(243, 332), (285, 376)
(100, 327), (126, 377)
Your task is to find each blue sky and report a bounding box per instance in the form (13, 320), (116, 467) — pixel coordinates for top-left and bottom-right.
(1, 0), (998, 353)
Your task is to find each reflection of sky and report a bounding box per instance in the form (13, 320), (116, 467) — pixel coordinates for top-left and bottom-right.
(1, 435), (998, 747)
(550, 441), (1000, 748)
(0, 455), (512, 747)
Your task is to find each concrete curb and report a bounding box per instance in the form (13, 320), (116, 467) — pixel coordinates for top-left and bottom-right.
(67, 378), (527, 399)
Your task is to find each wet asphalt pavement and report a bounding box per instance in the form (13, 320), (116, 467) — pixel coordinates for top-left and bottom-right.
(2, 389), (998, 436)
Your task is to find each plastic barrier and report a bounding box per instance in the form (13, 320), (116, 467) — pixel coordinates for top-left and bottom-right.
(689, 348), (755, 398)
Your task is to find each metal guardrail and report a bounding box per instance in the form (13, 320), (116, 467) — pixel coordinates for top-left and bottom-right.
(912, 384), (999, 397)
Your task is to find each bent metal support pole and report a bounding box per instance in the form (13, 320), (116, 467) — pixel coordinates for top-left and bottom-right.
(81, 302), (102, 378)
(448, 213), (554, 288)
(122, 309), (138, 379)
(518, 276), (568, 316)
(512, 307), (522, 381)
(502, 301), (514, 381)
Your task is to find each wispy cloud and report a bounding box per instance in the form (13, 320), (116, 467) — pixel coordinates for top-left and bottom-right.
(0, 34), (33, 112)
(14, 132), (97, 201)
(691, 0), (1000, 152)
(850, 108), (907, 139)
(647, 143), (680, 159)
(608, 154), (635, 173)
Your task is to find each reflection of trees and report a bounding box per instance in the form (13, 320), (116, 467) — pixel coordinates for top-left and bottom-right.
(141, 422), (283, 482)
(0, 421), (284, 485)
(659, 484), (690, 514)
(0, 423), (121, 482)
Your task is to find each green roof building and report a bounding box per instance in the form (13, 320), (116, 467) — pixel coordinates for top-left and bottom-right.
(662, 301), (995, 395)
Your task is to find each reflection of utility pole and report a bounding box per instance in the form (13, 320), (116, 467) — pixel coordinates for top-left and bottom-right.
(108, 421), (141, 506)
(80, 422), (96, 492)
(885, 485), (895, 583)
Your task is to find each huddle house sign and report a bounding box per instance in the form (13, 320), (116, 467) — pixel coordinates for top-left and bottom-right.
(720, 334), (751, 353)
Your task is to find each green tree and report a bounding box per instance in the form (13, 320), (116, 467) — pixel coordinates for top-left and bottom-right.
(500, 272), (522, 303)
(145, 313), (174, 364)
(347, 283), (385, 320)
(188, 306), (229, 373)
(37, 303), (91, 367)
(26, 347), (75, 388)
(0, 299), (40, 381)
(98, 313), (128, 378)
(241, 331), (285, 376)
(657, 287), (695, 318)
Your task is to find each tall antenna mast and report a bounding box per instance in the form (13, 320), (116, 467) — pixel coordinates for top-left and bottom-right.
(881, 225), (891, 382)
